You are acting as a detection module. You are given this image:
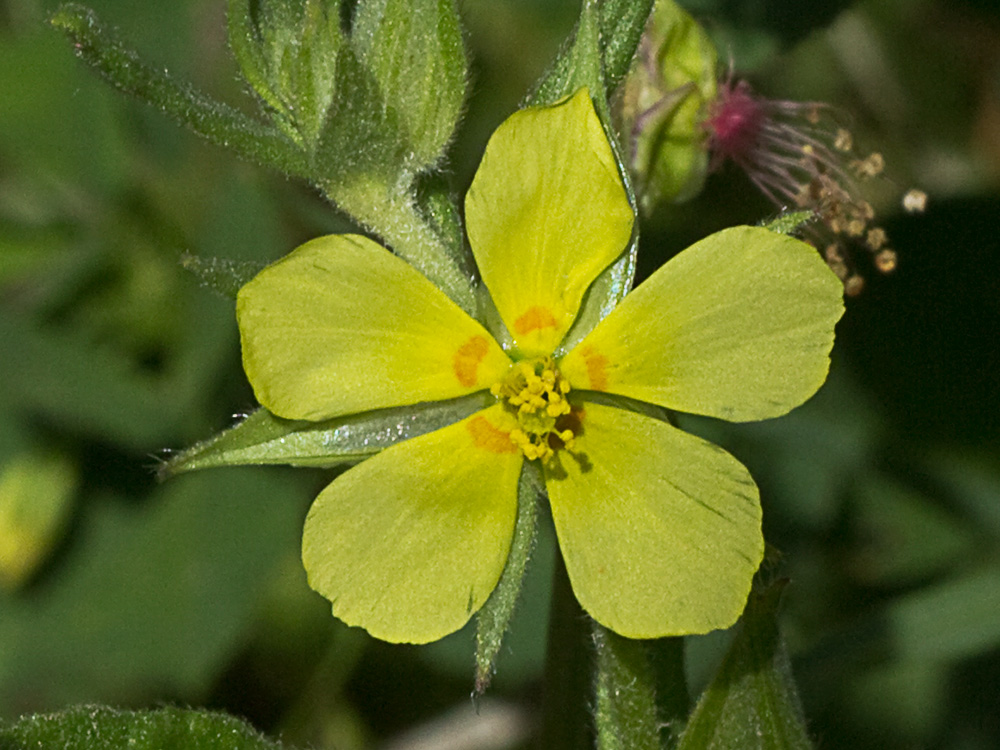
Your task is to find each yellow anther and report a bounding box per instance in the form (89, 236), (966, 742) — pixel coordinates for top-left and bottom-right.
(492, 357), (579, 463)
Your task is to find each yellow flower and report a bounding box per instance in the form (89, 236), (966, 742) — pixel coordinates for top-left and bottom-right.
(237, 89), (844, 644)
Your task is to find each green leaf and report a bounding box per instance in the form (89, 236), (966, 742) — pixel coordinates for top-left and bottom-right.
(0, 449), (77, 591)
(353, 0), (468, 171)
(475, 461), (542, 692)
(848, 474), (972, 587)
(677, 582), (814, 750)
(593, 625), (661, 750)
(0, 312), (183, 449)
(0, 30), (126, 190)
(0, 468), (309, 710)
(0, 705), (290, 749)
(159, 395), (491, 478)
(50, 3), (306, 176)
(886, 565), (1000, 664)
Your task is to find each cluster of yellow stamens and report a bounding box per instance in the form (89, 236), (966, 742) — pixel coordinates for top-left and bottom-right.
(490, 358), (577, 462)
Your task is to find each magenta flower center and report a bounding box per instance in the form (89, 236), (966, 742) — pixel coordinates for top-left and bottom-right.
(705, 82), (764, 163)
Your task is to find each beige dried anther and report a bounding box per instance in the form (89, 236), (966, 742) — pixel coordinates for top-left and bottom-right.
(875, 249), (898, 273)
(846, 219), (866, 238)
(866, 227), (888, 250)
(834, 129), (854, 152)
(903, 189), (928, 214)
(852, 153), (885, 179)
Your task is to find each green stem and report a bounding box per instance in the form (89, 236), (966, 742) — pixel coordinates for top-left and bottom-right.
(593, 625), (662, 750)
(50, 3), (307, 177)
(327, 178), (477, 315)
(537, 553), (593, 750)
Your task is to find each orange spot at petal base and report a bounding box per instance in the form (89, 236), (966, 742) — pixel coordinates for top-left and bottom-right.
(513, 306), (558, 336)
(467, 415), (519, 455)
(579, 345), (608, 391)
(453, 335), (489, 387)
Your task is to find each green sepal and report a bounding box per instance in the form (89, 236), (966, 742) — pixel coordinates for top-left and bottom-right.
(528, 0), (606, 110)
(0, 705), (290, 750)
(621, 0), (718, 210)
(180, 253), (266, 300)
(227, 0), (343, 151)
(677, 581), (814, 750)
(528, 0), (654, 107)
(312, 42), (406, 188)
(593, 625), (662, 750)
(158, 393), (491, 479)
(475, 461), (542, 693)
(763, 210), (816, 237)
(50, 3), (306, 177)
(352, 0), (468, 172)
(598, 0), (657, 92)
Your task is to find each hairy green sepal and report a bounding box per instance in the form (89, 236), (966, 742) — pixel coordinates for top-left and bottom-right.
(474, 461), (542, 692)
(593, 625), (662, 750)
(159, 394), (491, 478)
(677, 581), (814, 749)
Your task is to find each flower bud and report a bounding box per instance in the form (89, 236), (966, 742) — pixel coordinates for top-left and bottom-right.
(620, 0), (718, 211)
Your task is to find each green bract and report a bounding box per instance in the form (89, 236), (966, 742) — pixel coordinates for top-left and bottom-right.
(236, 89), (844, 643)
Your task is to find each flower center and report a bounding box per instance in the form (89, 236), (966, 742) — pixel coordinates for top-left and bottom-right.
(490, 358), (578, 462)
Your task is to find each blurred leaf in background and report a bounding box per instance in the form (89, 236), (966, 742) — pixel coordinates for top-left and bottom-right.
(0, 0), (998, 748)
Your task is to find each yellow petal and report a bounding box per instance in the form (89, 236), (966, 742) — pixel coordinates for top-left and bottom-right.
(545, 402), (763, 638)
(302, 405), (523, 643)
(237, 234), (511, 420)
(466, 88), (634, 357)
(560, 226), (844, 421)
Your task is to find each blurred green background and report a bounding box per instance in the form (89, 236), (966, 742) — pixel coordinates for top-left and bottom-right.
(1, 0), (998, 748)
